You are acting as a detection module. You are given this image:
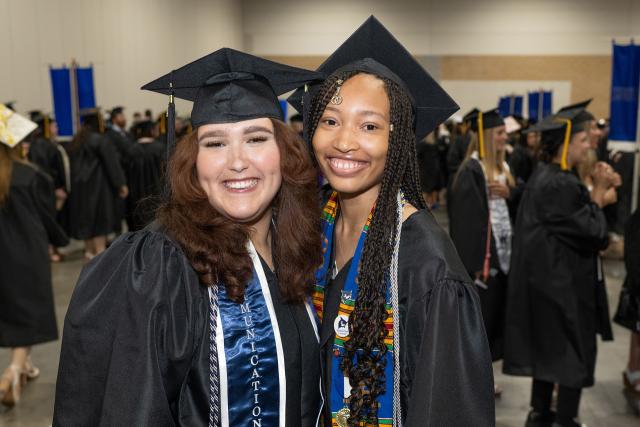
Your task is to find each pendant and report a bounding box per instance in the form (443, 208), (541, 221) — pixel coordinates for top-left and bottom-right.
(336, 407), (350, 427)
(334, 314), (350, 338)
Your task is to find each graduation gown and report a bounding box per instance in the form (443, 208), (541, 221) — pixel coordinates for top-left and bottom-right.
(503, 163), (610, 389)
(417, 140), (444, 193)
(65, 132), (126, 239)
(0, 162), (68, 347)
(124, 138), (166, 231)
(320, 210), (494, 426)
(53, 228), (321, 426)
(449, 158), (511, 360)
(28, 137), (67, 190)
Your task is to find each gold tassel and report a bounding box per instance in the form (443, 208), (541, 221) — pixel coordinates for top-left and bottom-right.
(44, 115), (51, 140)
(558, 118), (572, 171)
(478, 112), (485, 159)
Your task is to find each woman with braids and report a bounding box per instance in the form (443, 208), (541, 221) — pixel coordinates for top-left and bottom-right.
(449, 109), (516, 396)
(289, 17), (494, 426)
(54, 49), (324, 426)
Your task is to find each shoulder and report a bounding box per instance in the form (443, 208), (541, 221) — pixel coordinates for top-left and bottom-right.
(399, 210), (470, 288)
(77, 228), (201, 303)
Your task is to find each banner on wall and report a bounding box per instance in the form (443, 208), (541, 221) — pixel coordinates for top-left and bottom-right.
(497, 95), (523, 117)
(527, 90), (553, 123)
(48, 62), (96, 138)
(609, 43), (640, 142)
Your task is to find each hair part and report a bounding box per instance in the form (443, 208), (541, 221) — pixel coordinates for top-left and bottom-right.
(157, 119), (322, 304)
(308, 71), (425, 424)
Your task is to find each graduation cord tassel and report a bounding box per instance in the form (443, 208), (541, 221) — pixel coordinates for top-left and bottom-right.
(208, 285), (221, 427)
(166, 79), (176, 162)
(391, 191), (404, 427)
(478, 112), (485, 159)
(558, 118), (572, 171)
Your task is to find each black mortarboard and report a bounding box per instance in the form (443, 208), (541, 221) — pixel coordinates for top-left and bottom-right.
(556, 99), (594, 126)
(463, 108), (480, 124)
(473, 109), (505, 159)
(80, 107), (105, 133)
(28, 110), (55, 139)
(142, 48), (322, 159)
(287, 16), (458, 142)
(537, 106), (589, 170)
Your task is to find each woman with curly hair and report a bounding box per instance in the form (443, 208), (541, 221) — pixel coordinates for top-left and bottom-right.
(54, 49), (324, 426)
(289, 17), (494, 427)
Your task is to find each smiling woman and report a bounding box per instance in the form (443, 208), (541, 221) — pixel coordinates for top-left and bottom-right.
(53, 49), (325, 426)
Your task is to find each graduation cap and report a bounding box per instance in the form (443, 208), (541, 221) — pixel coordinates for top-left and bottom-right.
(28, 110), (55, 139)
(142, 48), (323, 159)
(0, 104), (38, 148)
(556, 99), (594, 126)
(463, 108), (480, 124)
(287, 16), (459, 142)
(537, 105), (589, 170)
(80, 107), (106, 133)
(472, 109), (504, 159)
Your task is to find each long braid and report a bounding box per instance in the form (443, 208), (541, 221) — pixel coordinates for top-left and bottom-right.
(308, 71), (422, 424)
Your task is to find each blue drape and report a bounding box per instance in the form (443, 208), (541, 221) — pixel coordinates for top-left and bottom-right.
(609, 43), (640, 142)
(49, 68), (73, 137)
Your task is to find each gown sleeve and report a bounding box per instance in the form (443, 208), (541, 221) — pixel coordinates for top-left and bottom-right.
(53, 231), (206, 427)
(540, 175), (608, 252)
(30, 168), (68, 247)
(404, 278), (494, 426)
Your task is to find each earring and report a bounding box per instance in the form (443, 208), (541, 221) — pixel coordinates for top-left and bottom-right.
(390, 124), (394, 132)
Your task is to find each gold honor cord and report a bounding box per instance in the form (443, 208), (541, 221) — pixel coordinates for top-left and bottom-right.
(478, 111), (485, 159)
(44, 115), (51, 140)
(557, 118), (572, 171)
(0, 105), (15, 147)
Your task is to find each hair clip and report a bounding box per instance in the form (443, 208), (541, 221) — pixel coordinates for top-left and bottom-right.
(331, 79), (344, 105)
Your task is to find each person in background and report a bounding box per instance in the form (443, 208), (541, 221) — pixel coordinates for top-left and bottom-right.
(64, 108), (128, 259)
(123, 120), (165, 231)
(504, 105), (618, 427)
(289, 113), (303, 138)
(614, 206), (640, 416)
(449, 109), (515, 397)
(130, 111), (142, 133)
(26, 111), (69, 261)
(144, 108), (153, 122)
(417, 130), (445, 209)
(446, 108), (478, 217)
(0, 106), (68, 407)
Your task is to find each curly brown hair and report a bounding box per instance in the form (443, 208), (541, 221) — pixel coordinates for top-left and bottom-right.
(157, 119), (322, 303)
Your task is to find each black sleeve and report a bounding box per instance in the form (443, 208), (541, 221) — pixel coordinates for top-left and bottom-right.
(624, 210), (640, 296)
(404, 279), (494, 426)
(97, 136), (127, 189)
(540, 176), (608, 252)
(449, 161), (488, 274)
(446, 136), (465, 178)
(30, 169), (68, 247)
(53, 231), (205, 426)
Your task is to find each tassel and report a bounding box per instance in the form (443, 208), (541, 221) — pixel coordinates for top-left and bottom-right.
(166, 80), (176, 162)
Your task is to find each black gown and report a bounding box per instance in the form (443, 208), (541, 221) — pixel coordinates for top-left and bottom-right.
(65, 132), (126, 239)
(449, 158), (510, 361)
(53, 228), (321, 426)
(124, 138), (166, 231)
(28, 136), (67, 190)
(0, 162), (68, 347)
(417, 141), (444, 193)
(503, 163), (611, 389)
(106, 127), (134, 233)
(320, 210), (494, 426)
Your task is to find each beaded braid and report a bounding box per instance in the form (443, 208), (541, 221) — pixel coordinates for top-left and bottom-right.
(307, 71), (426, 425)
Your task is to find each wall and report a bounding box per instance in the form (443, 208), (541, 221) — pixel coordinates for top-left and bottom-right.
(247, 0), (638, 118)
(0, 0), (243, 120)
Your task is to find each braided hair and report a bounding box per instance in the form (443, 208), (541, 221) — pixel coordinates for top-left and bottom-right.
(307, 71), (426, 424)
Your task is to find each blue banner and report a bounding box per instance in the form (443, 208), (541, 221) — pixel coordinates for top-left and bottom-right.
(76, 67), (96, 110)
(49, 68), (73, 137)
(528, 91), (553, 123)
(498, 95), (523, 117)
(609, 43), (640, 142)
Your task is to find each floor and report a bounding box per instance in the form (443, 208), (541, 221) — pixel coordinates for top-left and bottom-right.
(1, 211), (639, 426)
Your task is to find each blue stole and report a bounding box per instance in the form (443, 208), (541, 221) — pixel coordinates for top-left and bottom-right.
(213, 242), (286, 426)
